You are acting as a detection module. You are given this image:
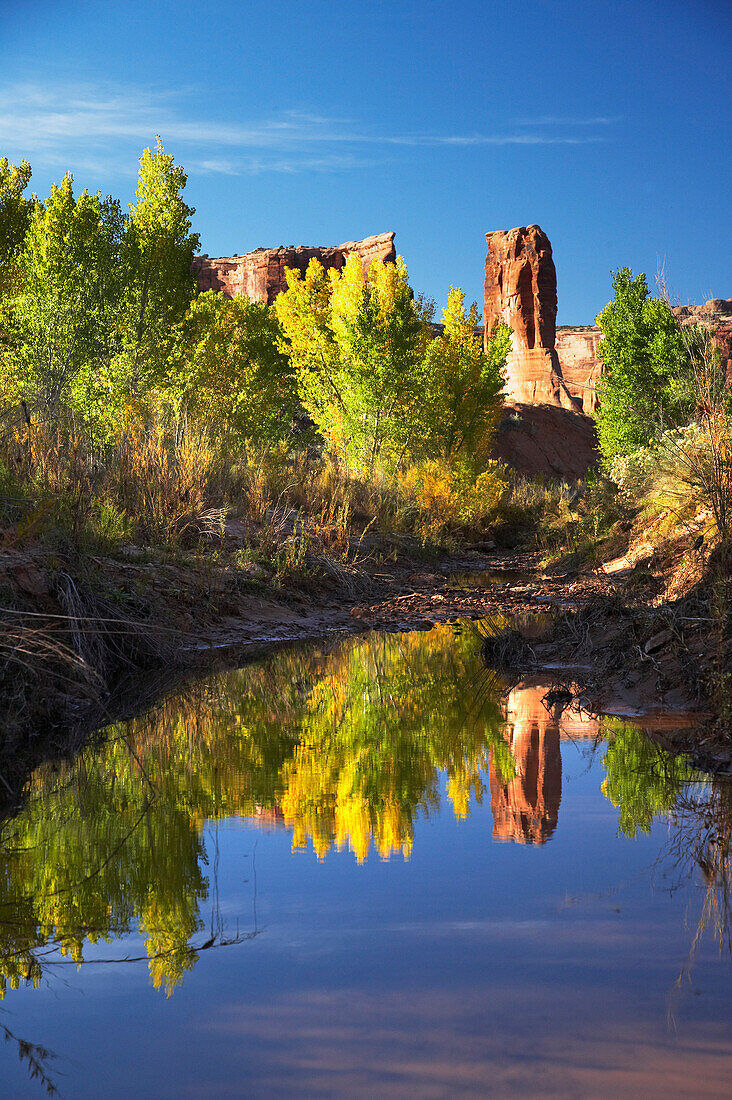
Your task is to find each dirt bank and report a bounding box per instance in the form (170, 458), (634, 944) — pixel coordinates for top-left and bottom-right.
(1, 526), (730, 804)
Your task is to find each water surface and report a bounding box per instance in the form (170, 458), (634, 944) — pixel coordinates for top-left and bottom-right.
(0, 623), (730, 1097)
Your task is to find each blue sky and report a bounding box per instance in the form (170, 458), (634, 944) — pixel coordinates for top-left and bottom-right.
(1, 0), (730, 322)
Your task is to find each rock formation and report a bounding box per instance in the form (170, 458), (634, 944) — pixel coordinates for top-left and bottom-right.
(673, 298), (732, 387)
(484, 225), (580, 410)
(555, 326), (602, 413)
(489, 680), (599, 844)
(193, 231), (396, 304)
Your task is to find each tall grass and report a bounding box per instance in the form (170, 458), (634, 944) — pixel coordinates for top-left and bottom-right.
(0, 410), (229, 549)
(0, 404), (512, 575)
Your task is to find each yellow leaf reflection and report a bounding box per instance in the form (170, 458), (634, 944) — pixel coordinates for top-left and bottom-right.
(0, 624), (510, 997)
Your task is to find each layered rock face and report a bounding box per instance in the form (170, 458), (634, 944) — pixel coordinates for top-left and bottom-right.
(555, 326), (602, 413)
(673, 298), (732, 386)
(193, 231), (396, 304)
(484, 225), (580, 410)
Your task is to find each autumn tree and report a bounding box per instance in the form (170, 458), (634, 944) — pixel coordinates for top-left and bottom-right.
(276, 253), (431, 474)
(420, 288), (508, 463)
(166, 291), (299, 447)
(331, 254), (431, 472)
(122, 139), (199, 378)
(273, 256), (342, 452)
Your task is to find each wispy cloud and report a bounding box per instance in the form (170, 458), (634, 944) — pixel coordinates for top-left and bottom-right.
(382, 133), (601, 147)
(515, 115), (622, 126)
(0, 82), (617, 176)
(188, 153), (378, 175)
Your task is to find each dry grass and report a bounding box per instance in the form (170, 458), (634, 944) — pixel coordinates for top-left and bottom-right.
(0, 571), (179, 754)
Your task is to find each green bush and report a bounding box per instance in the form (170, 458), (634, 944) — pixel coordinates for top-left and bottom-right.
(594, 268), (692, 466)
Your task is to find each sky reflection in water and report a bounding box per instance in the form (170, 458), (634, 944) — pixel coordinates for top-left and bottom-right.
(0, 622), (730, 1097)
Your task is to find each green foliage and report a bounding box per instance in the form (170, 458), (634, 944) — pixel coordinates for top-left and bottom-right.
(0, 156), (35, 297)
(276, 254), (432, 475)
(275, 266), (509, 538)
(330, 254), (430, 472)
(121, 139), (199, 375)
(595, 268), (692, 466)
(0, 142), (199, 448)
(166, 291), (299, 446)
(273, 255), (339, 441)
(88, 497), (132, 546)
(1, 173), (126, 423)
(421, 290), (507, 463)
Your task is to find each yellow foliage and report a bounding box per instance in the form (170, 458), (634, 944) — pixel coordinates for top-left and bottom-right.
(397, 456), (508, 540)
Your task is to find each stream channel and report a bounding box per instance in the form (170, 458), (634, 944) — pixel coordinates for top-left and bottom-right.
(0, 614), (731, 1097)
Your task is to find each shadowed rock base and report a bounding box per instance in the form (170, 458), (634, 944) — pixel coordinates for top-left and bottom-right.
(492, 402), (599, 479)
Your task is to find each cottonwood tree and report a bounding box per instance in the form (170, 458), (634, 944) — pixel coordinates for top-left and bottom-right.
(0, 157), (35, 299)
(167, 291), (299, 448)
(274, 256), (344, 455)
(420, 288), (508, 464)
(330, 254), (431, 473)
(595, 268), (692, 465)
(122, 139), (199, 379)
(4, 173), (125, 422)
(276, 253), (431, 475)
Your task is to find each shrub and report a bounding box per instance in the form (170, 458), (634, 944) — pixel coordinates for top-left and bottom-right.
(397, 456), (508, 541)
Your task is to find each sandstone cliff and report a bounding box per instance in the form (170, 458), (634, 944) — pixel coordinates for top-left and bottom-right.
(555, 326), (602, 414)
(193, 231), (396, 304)
(484, 225), (580, 411)
(673, 298), (732, 386)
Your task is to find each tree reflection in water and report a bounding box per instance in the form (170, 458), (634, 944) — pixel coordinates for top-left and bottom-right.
(0, 625), (727, 1066)
(668, 771), (732, 1003)
(601, 720), (732, 1000)
(0, 1017), (59, 1096)
(0, 624), (513, 1006)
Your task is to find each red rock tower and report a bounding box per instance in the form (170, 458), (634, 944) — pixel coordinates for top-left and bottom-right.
(484, 225), (580, 409)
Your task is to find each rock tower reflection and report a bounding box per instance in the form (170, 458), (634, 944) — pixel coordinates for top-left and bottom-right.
(491, 681), (598, 843)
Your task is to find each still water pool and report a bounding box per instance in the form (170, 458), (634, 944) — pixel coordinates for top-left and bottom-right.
(0, 623), (730, 1098)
